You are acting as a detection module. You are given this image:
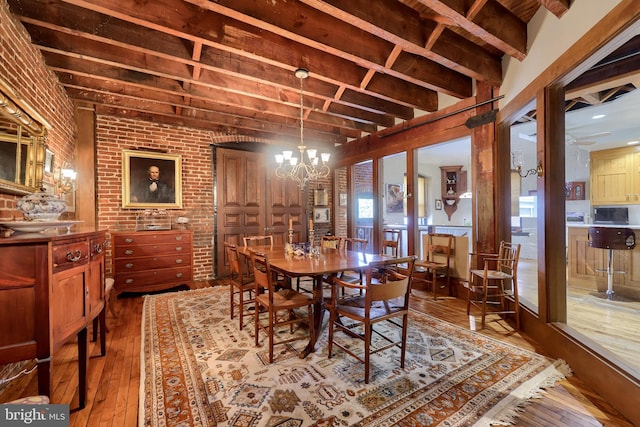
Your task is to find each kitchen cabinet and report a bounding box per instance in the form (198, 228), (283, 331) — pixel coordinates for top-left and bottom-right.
(111, 230), (193, 294)
(590, 147), (640, 205)
(0, 230), (107, 406)
(440, 165), (467, 220)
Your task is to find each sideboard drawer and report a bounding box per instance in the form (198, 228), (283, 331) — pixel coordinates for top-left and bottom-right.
(52, 240), (89, 272)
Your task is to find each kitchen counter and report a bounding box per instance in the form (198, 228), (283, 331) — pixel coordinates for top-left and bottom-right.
(567, 223), (640, 229)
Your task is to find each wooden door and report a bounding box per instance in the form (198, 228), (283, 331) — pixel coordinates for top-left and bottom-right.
(216, 147), (306, 276)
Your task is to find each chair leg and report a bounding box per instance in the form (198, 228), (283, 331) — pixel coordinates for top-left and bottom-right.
(269, 309), (275, 364)
(400, 314), (408, 368)
(238, 287), (244, 331)
(432, 269), (438, 300)
(481, 279), (488, 329)
(364, 321), (371, 384)
(255, 301), (260, 347)
(229, 283), (234, 321)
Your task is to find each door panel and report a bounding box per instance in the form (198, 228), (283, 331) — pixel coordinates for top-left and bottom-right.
(215, 147), (305, 276)
(216, 148), (265, 276)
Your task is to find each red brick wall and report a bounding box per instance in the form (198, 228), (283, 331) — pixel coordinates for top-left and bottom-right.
(0, 1), (76, 215)
(95, 116), (214, 280)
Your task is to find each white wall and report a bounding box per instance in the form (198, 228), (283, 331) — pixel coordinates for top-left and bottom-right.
(500, 1), (622, 108)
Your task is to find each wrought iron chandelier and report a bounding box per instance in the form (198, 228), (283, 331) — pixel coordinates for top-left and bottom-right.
(275, 68), (331, 189)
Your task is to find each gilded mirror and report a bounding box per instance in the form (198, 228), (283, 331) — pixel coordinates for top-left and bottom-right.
(0, 77), (49, 195)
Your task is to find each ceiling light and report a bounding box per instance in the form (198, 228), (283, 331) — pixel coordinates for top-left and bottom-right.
(275, 68), (331, 189)
(591, 114), (606, 119)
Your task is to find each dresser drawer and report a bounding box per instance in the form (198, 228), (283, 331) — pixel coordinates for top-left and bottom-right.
(113, 232), (191, 247)
(113, 253), (192, 272)
(52, 240), (89, 272)
(114, 266), (192, 289)
(112, 242), (191, 258)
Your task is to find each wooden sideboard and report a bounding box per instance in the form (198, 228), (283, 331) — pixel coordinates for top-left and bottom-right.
(111, 230), (193, 294)
(0, 229), (107, 407)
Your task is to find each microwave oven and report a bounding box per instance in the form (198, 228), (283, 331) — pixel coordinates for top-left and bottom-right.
(593, 207), (629, 225)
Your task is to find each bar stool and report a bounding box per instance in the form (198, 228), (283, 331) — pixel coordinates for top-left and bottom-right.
(588, 227), (635, 300)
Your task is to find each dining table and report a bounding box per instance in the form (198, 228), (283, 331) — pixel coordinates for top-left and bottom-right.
(237, 244), (391, 356)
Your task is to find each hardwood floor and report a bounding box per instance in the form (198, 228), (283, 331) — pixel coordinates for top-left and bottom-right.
(518, 258), (640, 376)
(0, 281), (633, 427)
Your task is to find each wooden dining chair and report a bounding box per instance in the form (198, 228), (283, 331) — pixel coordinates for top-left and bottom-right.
(224, 242), (255, 331)
(381, 228), (401, 257)
(250, 249), (315, 363)
(464, 241), (521, 329)
(339, 237), (368, 288)
(327, 255), (416, 384)
(321, 235), (344, 249)
(415, 233), (453, 299)
(243, 235), (274, 248)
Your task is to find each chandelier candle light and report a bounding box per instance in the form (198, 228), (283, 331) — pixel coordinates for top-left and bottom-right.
(275, 68), (331, 189)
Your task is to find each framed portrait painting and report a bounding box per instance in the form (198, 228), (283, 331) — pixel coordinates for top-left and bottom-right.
(122, 149), (182, 209)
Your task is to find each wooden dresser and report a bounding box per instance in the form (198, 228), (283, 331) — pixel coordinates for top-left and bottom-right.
(111, 230), (193, 294)
(0, 229), (107, 407)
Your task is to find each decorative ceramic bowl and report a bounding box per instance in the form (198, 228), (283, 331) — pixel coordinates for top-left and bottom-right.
(445, 199), (456, 206)
(17, 189), (67, 221)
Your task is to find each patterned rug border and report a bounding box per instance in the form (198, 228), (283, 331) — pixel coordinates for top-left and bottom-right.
(139, 286), (571, 427)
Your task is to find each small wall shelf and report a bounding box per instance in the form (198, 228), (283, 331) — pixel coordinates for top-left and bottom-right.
(440, 165), (467, 220)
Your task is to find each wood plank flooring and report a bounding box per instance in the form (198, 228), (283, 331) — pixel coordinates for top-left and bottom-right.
(0, 281), (634, 427)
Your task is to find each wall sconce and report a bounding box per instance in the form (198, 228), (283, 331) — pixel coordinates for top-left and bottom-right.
(56, 167), (77, 193)
(512, 151), (543, 178)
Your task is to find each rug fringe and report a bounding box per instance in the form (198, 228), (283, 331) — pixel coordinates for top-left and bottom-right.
(473, 359), (573, 426)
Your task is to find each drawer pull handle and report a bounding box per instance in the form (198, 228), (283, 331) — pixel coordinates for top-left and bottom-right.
(125, 263), (133, 269)
(176, 236), (183, 241)
(67, 250), (82, 262)
(176, 273), (183, 278)
(125, 250), (133, 255)
(175, 259), (183, 264)
(176, 247), (182, 251)
(94, 243), (104, 254)
(126, 279), (134, 284)
(125, 238), (133, 243)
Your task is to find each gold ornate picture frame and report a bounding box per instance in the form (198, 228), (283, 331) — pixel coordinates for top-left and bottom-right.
(122, 149), (182, 209)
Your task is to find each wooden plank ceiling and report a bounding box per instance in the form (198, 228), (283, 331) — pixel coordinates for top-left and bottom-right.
(6, 0), (570, 148)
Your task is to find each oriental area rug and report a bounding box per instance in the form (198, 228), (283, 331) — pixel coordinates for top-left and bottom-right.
(139, 286), (570, 427)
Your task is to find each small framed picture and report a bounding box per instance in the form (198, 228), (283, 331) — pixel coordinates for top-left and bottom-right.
(339, 192), (347, 206)
(314, 189), (328, 206)
(313, 207), (330, 223)
(44, 148), (54, 174)
(435, 199), (443, 210)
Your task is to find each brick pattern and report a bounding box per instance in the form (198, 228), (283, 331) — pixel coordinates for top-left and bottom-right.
(0, 2), (76, 215)
(96, 116), (214, 280)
